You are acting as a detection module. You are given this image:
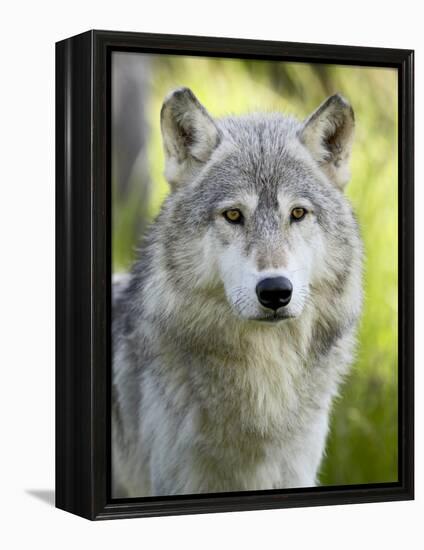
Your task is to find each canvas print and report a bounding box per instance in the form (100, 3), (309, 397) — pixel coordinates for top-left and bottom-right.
(111, 52), (398, 498)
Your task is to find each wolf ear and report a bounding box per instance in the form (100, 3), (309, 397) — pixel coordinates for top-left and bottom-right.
(299, 94), (355, 190)
(160, 87), (220, 190)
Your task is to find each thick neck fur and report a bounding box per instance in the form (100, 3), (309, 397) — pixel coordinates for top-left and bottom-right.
(127, 226), (358, 430)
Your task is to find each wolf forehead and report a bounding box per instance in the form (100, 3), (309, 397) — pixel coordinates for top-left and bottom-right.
(204, 114), (323, 199)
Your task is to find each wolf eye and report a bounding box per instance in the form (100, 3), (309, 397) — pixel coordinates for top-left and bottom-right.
(291, 207), (307, 221)
(223, 209), (243, 224)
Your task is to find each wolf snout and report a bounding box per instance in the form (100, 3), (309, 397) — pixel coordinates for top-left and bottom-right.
(255, 277), (293, 311)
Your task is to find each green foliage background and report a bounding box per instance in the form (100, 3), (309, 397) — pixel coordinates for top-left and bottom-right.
(113, 54), (398, 486)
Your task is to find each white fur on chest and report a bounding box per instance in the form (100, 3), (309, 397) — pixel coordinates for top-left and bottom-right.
(135, 321), (337, 496)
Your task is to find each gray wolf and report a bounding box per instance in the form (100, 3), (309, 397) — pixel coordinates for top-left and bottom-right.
(112, 87), (362, 497)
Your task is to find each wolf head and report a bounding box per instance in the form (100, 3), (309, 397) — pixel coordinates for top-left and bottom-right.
(158, 87), (358, 324)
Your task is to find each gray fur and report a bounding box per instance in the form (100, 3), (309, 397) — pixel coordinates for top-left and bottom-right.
(112, 88), (363, 497)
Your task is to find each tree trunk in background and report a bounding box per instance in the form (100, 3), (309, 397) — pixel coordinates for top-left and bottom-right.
(112, 53), (151, 237)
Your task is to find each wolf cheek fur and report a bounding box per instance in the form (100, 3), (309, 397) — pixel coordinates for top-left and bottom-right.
(112, 87), (363, 497)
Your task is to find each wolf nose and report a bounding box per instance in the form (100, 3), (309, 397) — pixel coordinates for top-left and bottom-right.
(256, 277), (293, 311)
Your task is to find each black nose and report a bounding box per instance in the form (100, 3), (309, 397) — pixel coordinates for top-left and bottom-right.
(255, 277), (293, 311)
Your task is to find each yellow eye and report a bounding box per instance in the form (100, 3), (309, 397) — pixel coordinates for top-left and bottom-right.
(223, 209), (243, 224)
(291, 207), (307, 221)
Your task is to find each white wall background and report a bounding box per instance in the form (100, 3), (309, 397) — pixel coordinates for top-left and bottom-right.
(0, 1), (421, 548)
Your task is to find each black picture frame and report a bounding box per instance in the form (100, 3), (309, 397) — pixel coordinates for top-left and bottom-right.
(56, 29), (414, 521)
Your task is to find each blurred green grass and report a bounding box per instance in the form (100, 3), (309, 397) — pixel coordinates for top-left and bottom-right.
(113, 55), (398, 486)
